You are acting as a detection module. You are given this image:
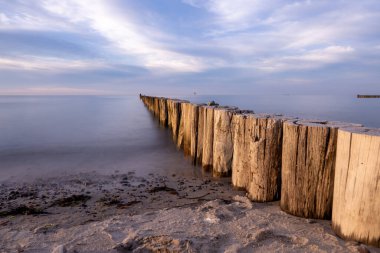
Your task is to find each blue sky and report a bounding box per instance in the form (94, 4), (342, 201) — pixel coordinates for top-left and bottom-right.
(0, 0), (379, 95)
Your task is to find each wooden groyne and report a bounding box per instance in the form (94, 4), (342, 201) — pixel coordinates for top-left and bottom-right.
(139, 94), (380, 247)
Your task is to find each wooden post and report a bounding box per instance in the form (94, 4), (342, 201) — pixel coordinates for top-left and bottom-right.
(280, 120), (361, 219)
(178, 103), (200, 164)
(149, 96), (154, 112)
(166, 98), (174, 130)
(177, 101), (189, 150)
(213, 107), (238, 177)
(231, 113), (250, 188)
(231, 113), (288, 202)
(332, 127), (380, 247)
(196, 105), (207, 165)
(201, 106), (217, 171)
(167, 99), (184, 142)
(180, 103), (191, 156)
(158, 97), (168, 127)
(189, 103), (200, 164)
(153, 97), (160, 118)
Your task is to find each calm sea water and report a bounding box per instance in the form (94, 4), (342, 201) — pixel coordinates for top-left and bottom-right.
(0, 96), (199, 181)
(0, 95), (378, 181)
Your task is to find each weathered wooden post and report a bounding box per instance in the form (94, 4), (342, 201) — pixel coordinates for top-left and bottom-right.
(280, 120), (361, 219)
(178, 103), (200, 164)
(166, 98), (174, 130)
(153, 97), (160, 118)
(213, 107), (238, 177)
(189, 103), (200, 163)
(231, 111), (254, 188)
(231, 113), (288, 202)
(177, 102), (190, 150)
(332, 127), (380, 247)
(231, 112), (250, 188)
(201, 106), (217, 171)
(179, 102), (191, 156)
(158, 97), (168, 127)
(149, 96), (154, 112)
(167, 99), (186, 142)
(196, 105), (206, 165)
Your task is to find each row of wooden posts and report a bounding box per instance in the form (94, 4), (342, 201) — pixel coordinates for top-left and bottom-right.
(140, 94), (380, 247)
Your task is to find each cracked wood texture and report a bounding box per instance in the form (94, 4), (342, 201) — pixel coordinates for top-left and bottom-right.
(148, 97), (154, 112)
(167, 99), (186, 142)
(232, 113), (287, 202)
(176, 102), (188, 150)
(281, 120), (360, 219)
(196, 105), (207, 165)
(230, 111), (254, 188)
(158, 98), (168, 127)
(332, 127), (380, 247)
(153, 97), (160, 118)
(178, 103), (199, 164)
(213, 107), (238, 177)
(189, 104), (200, 164)
(201, 106), (217, 171)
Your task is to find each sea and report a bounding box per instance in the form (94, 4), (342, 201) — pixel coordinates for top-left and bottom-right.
(0, 94), (379, 181)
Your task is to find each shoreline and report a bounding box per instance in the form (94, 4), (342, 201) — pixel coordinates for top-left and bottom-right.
(1, 172), (379, 252)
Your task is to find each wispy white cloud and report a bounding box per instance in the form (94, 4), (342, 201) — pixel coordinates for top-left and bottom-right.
(0, 1), (73, 31)
(0, 56), (107, 72)
(183, 0), (277, 33)
(254, 46), (355, 72)
(0, 87), (110, 95)
(39, 0), (209, 72)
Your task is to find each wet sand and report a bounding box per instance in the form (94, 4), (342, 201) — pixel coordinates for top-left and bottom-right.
(0, 172), (379, 252)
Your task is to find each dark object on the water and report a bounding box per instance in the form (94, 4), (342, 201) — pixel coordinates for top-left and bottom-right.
(207, 100), (219, 106)
(0, 205), (46, 217)
(148, 186), (178, 195)
(52, 194), (91, 207)
(357, 94), (380, 98)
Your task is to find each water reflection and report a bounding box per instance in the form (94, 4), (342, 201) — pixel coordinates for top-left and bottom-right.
(0, 96), (203, 181)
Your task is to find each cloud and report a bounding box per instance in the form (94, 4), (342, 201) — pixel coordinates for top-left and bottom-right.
(39, 0), (209, 72)
(0, 0), (379, 95)
(254, 46), (355, 72)
(0, 56), (107, 72)
(0, 87), (109, 95)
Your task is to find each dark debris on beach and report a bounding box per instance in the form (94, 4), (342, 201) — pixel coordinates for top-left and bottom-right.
(0, 171), (244, 230)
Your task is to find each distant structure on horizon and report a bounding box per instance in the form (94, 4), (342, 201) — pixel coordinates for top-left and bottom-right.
(357, 94), (380, 98)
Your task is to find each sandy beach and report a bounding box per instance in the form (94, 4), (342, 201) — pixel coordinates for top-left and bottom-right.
(1, 171), (378, 253)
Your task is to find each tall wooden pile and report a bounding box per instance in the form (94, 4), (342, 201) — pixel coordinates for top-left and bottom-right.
(196, 106), (207, 165)
(158, 98), (168, 127)
(232, 113), (288, 202)
(213, 107), (238, 177)
(153, 97), (160, 117)
(177, 103), (200, 164)
(167, 99), (187, 142)
(201, 106), (217, 171)
(332, 127), (380, 247)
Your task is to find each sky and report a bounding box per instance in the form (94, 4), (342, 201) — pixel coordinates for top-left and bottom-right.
(0, 0), (379, 95)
